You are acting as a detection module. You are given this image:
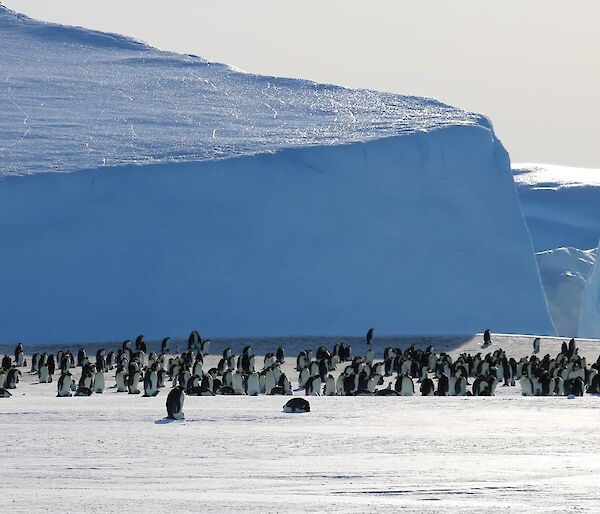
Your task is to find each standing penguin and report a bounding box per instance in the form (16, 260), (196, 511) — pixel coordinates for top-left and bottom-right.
(533, 337), (540, 354)
(166, 385), (185, 420)
(38, 359), (52, 383)
(94, 370), (105, 394)
(365, 348), (374, 366)
(143, 368), (160, 397)
(323, 374), (336, 396)
(420, 377), (435, 396)
(483, 330), (492, 346)
(115, 366), (128, 392)
(14, 344), (25, 367)
(57, 371), (73, 397)
(127, 363), (141, 394)
(246, 372), (260, 396)
(366, 328), (374, 345)
(276, 346), (285, 364)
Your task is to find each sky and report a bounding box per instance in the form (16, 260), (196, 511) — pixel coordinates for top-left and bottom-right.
(4, 0), (599, 168)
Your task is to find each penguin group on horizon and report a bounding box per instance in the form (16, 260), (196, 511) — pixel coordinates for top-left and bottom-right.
(2, 330), (600, 412)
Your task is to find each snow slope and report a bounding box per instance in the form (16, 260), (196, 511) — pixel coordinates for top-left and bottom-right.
(0, 126), (556, 343)
(0, 5), (484, 176)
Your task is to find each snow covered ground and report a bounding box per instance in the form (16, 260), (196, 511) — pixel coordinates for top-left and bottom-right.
(1, 334), (600, 512)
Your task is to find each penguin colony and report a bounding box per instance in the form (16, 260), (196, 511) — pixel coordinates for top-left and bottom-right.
(2, 331), (600, 411)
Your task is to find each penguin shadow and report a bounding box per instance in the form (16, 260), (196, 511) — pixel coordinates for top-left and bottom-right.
(480, 342), (491, 350)
(154, 417), (181, 425)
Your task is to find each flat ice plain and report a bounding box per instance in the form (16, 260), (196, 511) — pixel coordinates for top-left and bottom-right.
(1, 334), (599, 512)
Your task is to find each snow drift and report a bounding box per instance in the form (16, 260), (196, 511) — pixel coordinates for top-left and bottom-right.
(0, 6), (555, 342)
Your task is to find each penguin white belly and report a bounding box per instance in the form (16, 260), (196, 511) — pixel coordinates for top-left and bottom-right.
(310, 377), (321, 396)
(336, 374), (345, 395)
(116, 372), (127, 392)
(323, 376), (336, 396)
(400, 376), (414, 396)
(247, 373), (259, 396)
(232, 373), (245, 395)
(128, 372), (141, 394)
(298, 368), (310, 388)
(94, 372), (105, 393)
(38, 366), (50, 383)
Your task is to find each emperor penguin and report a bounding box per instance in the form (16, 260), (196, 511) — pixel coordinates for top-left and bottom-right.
(472, 376), (491, 396)
(200, 339), (210, 355)
(566, 377), (585, 397)
(454, 375), (467, 396)
(323, 374), (336, 396)
(366, 328), (374, 345)
(420, 377), (435, 396)
(296, 351), (309, 371)
(30, 353), (39, 373)
(435, 373), (449, 396)
(38, 361), (52, 384)
(231, 372), (245, 395)
(166, 386), (185, 420)
(365, 348), (374, 366)
(115, 366), (128, 392)
(15, 344), (25, 367)
(483, 329), (492, 346)
(367, 374), (384, 392)
(143, 368), (160, 397)
(276, 347), (285, 364)
(533, 337), (541, 354)
(57, 371), (73, 397)
(246, 372), (260, 396)
(161, 337), (170, 353)
(94, 370), (105, 394)
(77, 347), (87, 367)
(5, 368), (21, 389)
(298, 367), (310, 389)
(304, 376), (322, 396)
(264, 354), (276, 369)
(278, 373), (293, 395)
(192, 360), (203, 378)
(127, 363), (141, 394)
(283, 398), (310, 413)
(587, 373), (600, 394)
(395, 374), (414, 396)
(188, 330), (200, 350)
(79, 364), (95, 390)
(375, 385), (400, 396)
